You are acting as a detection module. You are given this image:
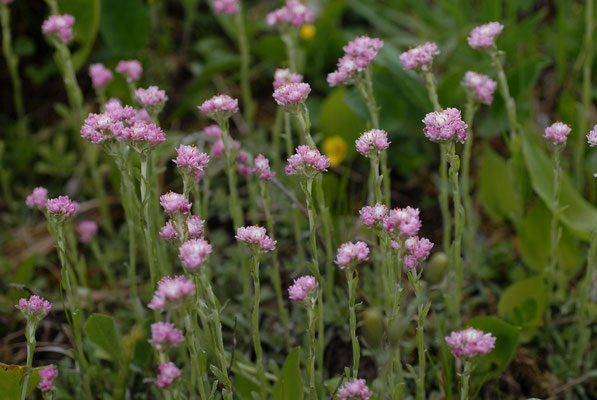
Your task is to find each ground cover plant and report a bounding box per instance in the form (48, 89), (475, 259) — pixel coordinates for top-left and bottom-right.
(1, 0), (597, 399)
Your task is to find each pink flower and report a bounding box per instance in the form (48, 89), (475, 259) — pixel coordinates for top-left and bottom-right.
(213, 0), (238, 15)
(160, 192), (191, 215)
(236, 225), (276, 253)
(149, 322), (184, 351)
(445, 327), (496, 358)
(463, 71), (497, 105)
(254, 154), (275, 180)
(327, 36), (383, 87)
(587, 125), (597, 147)
(174, 145), (209, 175)
(273, 68), (303, 89)
(47, 196), (79, 217)
(77, 220), (98, 242)
(211, 138), (240, 157)
(383, 206), (421, 238)
(121, 120), (166, 146)
(355, 129), (390, 157)
(422, 108), (468, 144)
(116, 60), (142, 82)
(468, 22), (504, 49)
(285, 145), (330, 177)
(26, 187), (48, 210)
(198, 94), (239, 122)
(237, 151), (253, 177)
(544, 121), (571, 145)
(186, 215), (205, 237)
(266, 0), (314, 29)
(288, 275), (318, 303)
(273, 82), (311, 108)
(41, 14), (75, 43)
(359, 203), (388, 228)
(179, 238), (213, 269)
(15, 295), (52, 317)
(335, 241), (370, 269)
(203, 124), (222, 139)
(399, 42), (439, 72)
(81, 103), (142, 145)
(156, 362), (182, 388)
(148, 276), (196, 311)
(135, 86), (168, 112)
(89, 63), (113, 89)
(159, 220), (179, 241)
(37, 365), (58, 392)
(338, 378), (372, 400)
(403, 236), (434, 270)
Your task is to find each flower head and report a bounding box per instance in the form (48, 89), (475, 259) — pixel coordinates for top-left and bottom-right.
(403, 236), (434, 270)
(399, 42), (439, 72)
(213, 0), (238, 15)
(159, 220), (179, 241)
(211, 138), (240, 157)
(148, 276), (196, 311)
(468, 22), (504, 49)
(266, 0), (314, 29)
(254, 154), (275, 180)
(159, 216), (205, 241)
(236, 226), (276, 253)
(121, 120), (166, 147)
(89, 63), (113, 89)
(544, 121), (571, 145)
(116, 60), (142, 82)
(273, 68), (303, 89)
(179, 238), (213, 270)
(327, 35), (384, 87)
(198, 94), (239, 124)
(173, 145), (209, 180)
(47, 196), (79, 217)
(15, 295), (52, 322)
(273, 82), (311, 110)
(463, 71), (497, 105)
(203, 124), (222, 139)
(80, 102), (138, 144)
(156, 362), (182, 388)
(355, 129), (390, 157)
(587, 125), (597, 147)
(422, 108), (468, 143)
(285, 145), (330, 178)
(335, 241), (370, 269)
(383, 206), (421, 238)
(26, 187), (48, 210)
(135, 86), (168, 115)
(237, 151), (253, 177)
(149, 322), (184, 351)
(337, 378), (372, 400)
(445, 327), (496, 358)
(359, 203), (388, 228)
(78, 220), (98, 242)
(38, 365), (58, 392)
(288, 275), (319, 303)
(42, 14), (75, 43)
(160, 192), (191, 216)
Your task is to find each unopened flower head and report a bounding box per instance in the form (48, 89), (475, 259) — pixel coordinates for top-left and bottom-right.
(203, 124), (222, 139)
(38, 365), (58, 392)
(89, 63), (113, 89)
(337, 378), (372, 400)
(422, 108), (468, 144)
(359, 203), (388, 229)
(335, 241), (370, 269)
(544, 121), (571, 145)
(285, 145), (330, 178)
(403, 236), (434, 270)
(116, 60), (142, 82)
(135, 86), (168, 115)
(46, 196), (79, 217)
(266, 0), (314, 29)
(148, 276), (195, 311)
(236, 225), (276, 253)
(78, 220), (98, 242)
(463, 71), (497, 105)
(121, 120), (166, 148)
(468, 22), (504, 49)
(173, 144), (209, 179)
(42, 14), (75, 44)
(179, 238), (213, 270)
(213, 0), (238, 15)
(587, 125), (597, 147)
(383, 206), (421, 238)
(273, 82), (311, 111)
(149, 322), (184, 351)
(288, 275), (319, 303)
(399, 42), (439, 72)
(15, 295), (52, 321)
(327, 35), (383, 86)
(445, 327), (496, 358)
(198, 94), (239, 124)
(156, 362), (182, 388)
(254, 154), (275, 180)
(273, 68), (303, 89)
(355, 129), (390, 157)
(160, 192), (191, 216)
(26, 187), (48, 210)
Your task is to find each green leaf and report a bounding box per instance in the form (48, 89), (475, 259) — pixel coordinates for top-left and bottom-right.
(84, 314), (121, 361)
(271, 347), (303, 400)
(318, 88), (365, 155)
(58, 0), (100, 69)
(99, 0), (150, 56)
(498, 276), (547, 342)
(478, 145), (518, 222)
(0, 363), (43, 400)
(467, 317), (519, 379)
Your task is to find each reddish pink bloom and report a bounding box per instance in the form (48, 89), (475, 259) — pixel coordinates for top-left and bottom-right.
(26, 187), (48, 210)
(42, 15), (75, 43)
(156, 362), (182, 388)
(288, 275), (318, 303)
(160, 192), (191, 215)
(211, 138), (240, 157)
(254, 154), (275, 180)
(335, 241), (370, 269)
(148, 276), (195, 311)
(463, 71), (497, 105)
(403, 236), (434, 270)
(266, 0), (314, 28)
(135, 86), (168, 114)
(544, 121), (571, 145)
(285, 145), (330, 177)
(359, 203), (388, 228)
(213, 0), (238, 15)
(236, 225), (276, 253)
(121, 120), (166, 146)
(179, 238), (213, 269)
(116, 60), (142, 82)
(273, 82), (311, 107)
(38, 365), (58, 392)
(445, 327), (496, 358)
(338, 378), (372, 400)
(47, 196), (79, 217)
(15, 295), (52, 315)
(273, 68), (303, 89)
(399, 42), (439, 72)
(203, 124), (222, 139)
(77, 220), (98, 242)
(149, 322), (184, 351)
(422, 108), (468, 144)
(468, 22), (504, 49)
(173, 144), (210, 180)
(89, 63), (113, 89)
(355, 129), (390, 157)
(587, 125), (597, 147)
(198, 94), (239, 122)
(383, 206), (421, 238)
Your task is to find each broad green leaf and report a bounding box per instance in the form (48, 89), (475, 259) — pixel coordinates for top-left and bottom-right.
(478, 145), (518, 222)
(318, 88), (365, 153)
(467, 317), (519, 379)
(522, 132), (597, 241)
(498, 276), (547, 342)
(99, 0), (150, 56)
(0, 363), (43, 400)
(84, 314), (121, 361)
(271, 347), (303, 400)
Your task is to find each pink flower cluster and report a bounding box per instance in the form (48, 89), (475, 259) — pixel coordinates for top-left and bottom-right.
(213, 0), (238, 15)
(78, 220), (98, 242)
(288, 275), (319, 303)
(38, 365), (58, 392)
(355, 129), (390, 157)
(445, 327), (496, 358)
(41, 14), (75, 43)
(203, 124), (222, 139)
(156, 362), (182, 388)
(173, 144), (210, 181)
(116, 60), (142, 82)
(285, 145), (330, 177)
(337, 378), (372, 400)
(273, 68), (303, 89)
(587, 125), (597, 147)
(235, 226), (276, 253)
(198, 94), (239, 121)
(544, 121), (571, 145)
(399, 42), (439, 72)
(160, 192), (191, 215)
(47, 196), (79, 217)
(383, 206), (421, 238)
(463, 71), (497, 105)
(254, 154), (275, 180)
(179, 238), (213, 269)
(359, 203), (388, 229)
(335, 241), (370, 269)
(211, 138), (239, 157)
(148, 276), (196, 311)
(26, 187), (48, 210)
(468, 22), (504, 49)
(160, 215), (205, 241)
(89, 63), (113, 89)
(149, 322), (184, 351)
(121, 120), (166, 146)
(135, 86), (168, 113)
(266, 0), (314, 29)
(273, 82), (311, 107)
(422, 108), (468, 144)
(81, 101), (146, 144)
(327, 35), (384, 86)
(15, 295), (52, 318)
(404, 236), (434, 269)
(237, 151), (253, 177)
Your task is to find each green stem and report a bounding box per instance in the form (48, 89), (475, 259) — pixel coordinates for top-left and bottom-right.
(546, 146), (563, 307)
(460, 360), (473, 400)
(314, 174), (335, 302)
(284, 112), (294, 158)
(249, 253), (267, 398)
(448, 141), (464, 327)
(389, 241), (405, 400)
(20, 322), (37, 400)
(347, 268), (360, 378)
(141, 153), (159, 286)
(183, 312), (208, 400)
(490, 49), (518, 144)
(89, 238), (116, 290)
(370, 156), (382, 204)
(296, 104), (315, 146)
(307, 300), (318, 400)
(272, 107), (283, 171)
(201, 174), (211, 220)
(236, 1), (255, 130)
(461, 96), (479, 275)
(282, 30), (299, 73)
(407, 270), (430, 400)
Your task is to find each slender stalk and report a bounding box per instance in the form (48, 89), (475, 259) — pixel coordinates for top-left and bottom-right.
(201, 174), (211, 220)
(307, 299), (318, 400)
(20, 322), (37, 400)
(183, 312), (209, 400)
(460, 360), (473, 400)
(249, 253), (267, 398)
(370, 156), (382, 204)
(236, 0), (255, 130)
(141, 153), (159, 286)
(284, 112), (294, 159)
(281, 30), (299, 73)
(546, 146), (563, 307)
(89, 238), (116, 290)
(347, 268), (360, 378)
(389, 241), (405, 400)
(1, 4), (25, 123)
(296, 104), (315, 146)
(407, 269), (430, 400)
(447, 141), (464, 326)
(314, 175), (335, 301)
(271, 107), (283, 171)
(461, 96), (479, 274)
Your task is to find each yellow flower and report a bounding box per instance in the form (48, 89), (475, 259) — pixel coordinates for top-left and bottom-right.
(323, 136), (347, 167)
(300, 24), (316, 41)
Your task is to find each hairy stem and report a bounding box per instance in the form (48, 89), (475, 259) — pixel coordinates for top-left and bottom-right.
(249, 253), (267, 398)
